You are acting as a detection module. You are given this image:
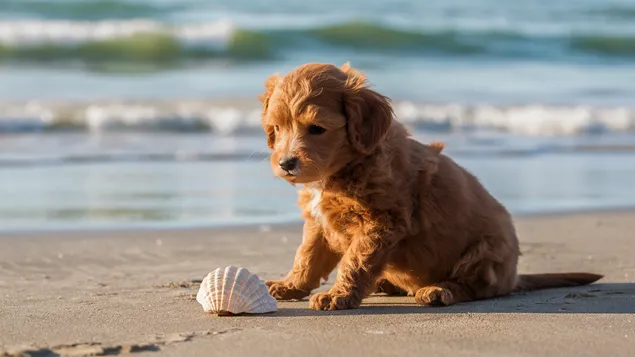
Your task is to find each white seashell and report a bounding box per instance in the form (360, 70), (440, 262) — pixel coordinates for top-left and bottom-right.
(196, 266), (277, 316)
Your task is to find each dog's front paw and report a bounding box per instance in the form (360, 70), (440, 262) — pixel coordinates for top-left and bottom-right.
(265, 280), (310, 300)
(309, 292), (360, 311)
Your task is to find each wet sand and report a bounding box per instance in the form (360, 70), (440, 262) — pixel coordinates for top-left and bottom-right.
(1, 210), (634, 357)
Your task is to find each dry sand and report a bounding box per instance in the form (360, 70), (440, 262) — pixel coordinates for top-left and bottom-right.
(1, 211), (634, 357)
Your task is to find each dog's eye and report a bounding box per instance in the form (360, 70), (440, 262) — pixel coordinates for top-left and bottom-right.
(308, 125), (326, 135)
(274, 125), (279, 132)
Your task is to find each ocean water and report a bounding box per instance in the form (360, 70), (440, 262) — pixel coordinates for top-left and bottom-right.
(1, 0), (635, 231)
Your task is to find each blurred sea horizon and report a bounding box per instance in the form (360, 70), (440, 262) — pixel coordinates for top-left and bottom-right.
(1, 0), (635, 231)
(1, 0), (635, 103)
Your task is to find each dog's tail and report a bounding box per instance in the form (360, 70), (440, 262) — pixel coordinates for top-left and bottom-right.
(514, 273), (603, 292)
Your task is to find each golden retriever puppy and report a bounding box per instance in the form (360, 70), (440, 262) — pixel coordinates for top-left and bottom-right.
(259, 62), (602, 310)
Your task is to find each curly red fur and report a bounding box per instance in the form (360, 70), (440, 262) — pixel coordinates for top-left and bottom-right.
(260, 63), (602, 310)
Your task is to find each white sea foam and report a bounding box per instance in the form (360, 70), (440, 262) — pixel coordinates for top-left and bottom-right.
(0, 20), (235, 47)
(0, 100), (634, 136)
(393, 102), (635, 136)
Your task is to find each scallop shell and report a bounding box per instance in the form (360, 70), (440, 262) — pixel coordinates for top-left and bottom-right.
(196, 266), (277, 316)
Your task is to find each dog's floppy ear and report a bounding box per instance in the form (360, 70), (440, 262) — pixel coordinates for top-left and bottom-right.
(342, 67), (393, 155)
(259, 73), (280, 148)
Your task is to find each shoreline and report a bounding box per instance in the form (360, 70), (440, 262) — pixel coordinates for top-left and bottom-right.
(1, 209), (634, 356)
(4, 204), (635, 237)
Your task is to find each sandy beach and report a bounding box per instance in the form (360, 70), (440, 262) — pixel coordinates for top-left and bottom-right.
(1, 210), (634, 357)
(3, 0), (635, 356)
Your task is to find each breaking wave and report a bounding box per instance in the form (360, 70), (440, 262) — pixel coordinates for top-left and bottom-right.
(1, 20), (635, 67)
(1, 100), (634, 136)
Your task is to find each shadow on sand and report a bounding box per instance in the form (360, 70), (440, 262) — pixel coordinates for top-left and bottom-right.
(264, 283), (635, 317)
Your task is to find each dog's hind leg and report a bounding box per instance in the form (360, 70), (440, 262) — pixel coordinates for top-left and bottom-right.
(415, 238), (519, 306)
(414, 281), (479, 306)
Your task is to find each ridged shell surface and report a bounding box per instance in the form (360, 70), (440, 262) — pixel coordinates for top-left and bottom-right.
(196, 266), (277, 315)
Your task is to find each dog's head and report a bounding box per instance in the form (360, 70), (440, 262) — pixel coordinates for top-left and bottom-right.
(259, 63), (393, 184)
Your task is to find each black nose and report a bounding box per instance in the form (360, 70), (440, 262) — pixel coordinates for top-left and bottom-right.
(279, 157), (299, 172)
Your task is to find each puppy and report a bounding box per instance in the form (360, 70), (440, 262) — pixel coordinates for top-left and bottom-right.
(259, 62), (602, 310)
